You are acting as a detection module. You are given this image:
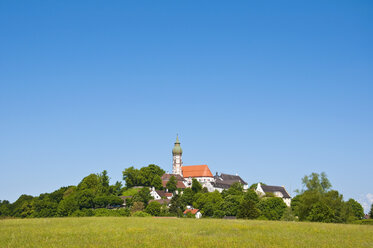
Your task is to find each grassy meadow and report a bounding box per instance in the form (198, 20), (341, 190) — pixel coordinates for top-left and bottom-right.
(1, 217), (372, 248)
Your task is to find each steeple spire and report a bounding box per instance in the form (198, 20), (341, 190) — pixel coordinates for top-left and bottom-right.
(172, 134), (182, 155)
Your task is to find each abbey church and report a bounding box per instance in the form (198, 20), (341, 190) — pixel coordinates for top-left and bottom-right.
(158, 136), (291, 207)
(162, 136), (248, 193)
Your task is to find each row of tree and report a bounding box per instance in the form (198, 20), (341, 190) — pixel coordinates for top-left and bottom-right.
(0, 165), (371, 223)
(0, 171), (124, 218)
(291, 172), (365, 223)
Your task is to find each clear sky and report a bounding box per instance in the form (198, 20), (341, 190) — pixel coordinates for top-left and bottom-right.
(1, 1), (372, 212)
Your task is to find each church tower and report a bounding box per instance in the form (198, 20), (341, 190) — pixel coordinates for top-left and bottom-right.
(172, 135), (183, 176)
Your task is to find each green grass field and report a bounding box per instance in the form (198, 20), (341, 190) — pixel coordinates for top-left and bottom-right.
(1, 217), (372, 248)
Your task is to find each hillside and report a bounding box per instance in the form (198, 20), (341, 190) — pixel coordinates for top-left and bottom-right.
(1, 217), (372, 248)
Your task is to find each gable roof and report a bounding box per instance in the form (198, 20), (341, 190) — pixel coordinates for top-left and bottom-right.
(211, 181), (231, 189)
(182, 165), (213, 178)
(213, 173), (248, 186)
(219, 173), (247, 185)
(183, 209), (199, 215)
(161, 174), (185, 181)
(261, 185), (291, 198)
(155, 190), (170, 198)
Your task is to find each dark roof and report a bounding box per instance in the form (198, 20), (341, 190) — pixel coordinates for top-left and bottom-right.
(211, 181), (231, 189)
(212, 173), (248, 189)
(161, 174), (185, 181)
(214, 173), (247, 185)
(155, 190), (173, 198)
(261, 185), (291, 198)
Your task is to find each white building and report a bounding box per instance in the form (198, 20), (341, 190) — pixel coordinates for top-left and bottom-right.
(150, 187), (173, 200)
(211, 173), (249, 192)
(255, 183), (292, 207)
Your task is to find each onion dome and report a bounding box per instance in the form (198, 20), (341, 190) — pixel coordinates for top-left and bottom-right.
(172, 135), (183, 155)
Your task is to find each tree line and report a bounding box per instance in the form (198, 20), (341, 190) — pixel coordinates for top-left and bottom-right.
(0, 165), (371, 224)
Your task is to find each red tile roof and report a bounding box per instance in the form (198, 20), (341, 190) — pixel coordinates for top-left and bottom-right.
(182, 165), (213, 178)
(183, 209), (199, 215)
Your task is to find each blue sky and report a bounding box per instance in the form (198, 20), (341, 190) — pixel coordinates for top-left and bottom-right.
(1, 1), (372, 212)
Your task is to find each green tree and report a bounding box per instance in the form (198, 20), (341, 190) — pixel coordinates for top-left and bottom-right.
(93, 195), (123, 208)
(132, 187), (152, 206)
(0, 200), (11, 217)
(258, 197), (287, 220)
(139, 164), (165, 186)
(109, 181), (123, 196)
(145, 201), (162, 216)
(77, 174), (101, 193)
(193, 191), (223, 217)
(243, 190), (260, 203)
(213, 209), (225, 218)
(322, 190), (344, 223)
(57, 196), (79, 216)
(123, 165), (165, 188)
(180, 188), (194, 206)
(342, 199), (364, 222)
(237, 198), (260, 219)
(48, 187), (67, 203)
(10, 194), (34, 217)
(299, 172), (331, 194)
(122, 167), (141, 188)
(307, 202), (335, 223)
(292, 190), (321, 221)
(221, 194), (242, 216)
(32, 198), (58, 217)
(370, 204), (373, 219)
(281, 207), (297, 221)
(191, 179), (202, 193)
(169, 194), (183, 217)
(166, 176), (177, 193)
(292, 172), (347, 223)
(99, 170), (110, 193)
(76, 189), (95, 209)
(151, 176), (163, 190)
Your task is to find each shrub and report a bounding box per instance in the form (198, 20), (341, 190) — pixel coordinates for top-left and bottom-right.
(281, 207), (297, 221)
(185, 212), (194, 218)
(132, 211), (152, 217)
(258, 197), (287, 220)
(307, 202), (335, 223)
(71, 209), (94, 217)
(131, 202), (144, 214)
(353, 219), (373, 225)
(93, 208), (130, 217)
(237, 199), (260, 219)
(145, 202), (161, 216)
(213, 210), (225, 219)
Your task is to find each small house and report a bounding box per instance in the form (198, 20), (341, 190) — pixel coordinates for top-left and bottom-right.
(183, 208), (202, 219)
